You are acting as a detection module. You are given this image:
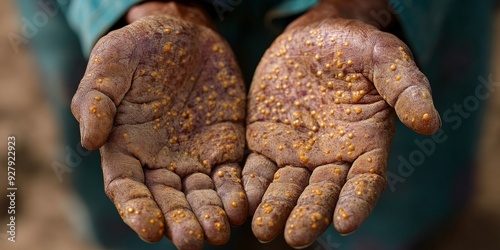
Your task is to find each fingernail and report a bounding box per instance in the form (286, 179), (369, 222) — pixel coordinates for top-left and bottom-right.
(80, 120), (87, 147)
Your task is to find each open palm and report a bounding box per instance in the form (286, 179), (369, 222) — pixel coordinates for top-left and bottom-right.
(243, 17), (441, 248)
(71, 15), (247, 249)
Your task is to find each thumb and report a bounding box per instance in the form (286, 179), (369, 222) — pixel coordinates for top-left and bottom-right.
(71, 30), (137, 149)
(371, 32), (441, 135)
(71, 89), (116, 150)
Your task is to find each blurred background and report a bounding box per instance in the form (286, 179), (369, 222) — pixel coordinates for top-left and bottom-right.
(0, 0), (499, 249)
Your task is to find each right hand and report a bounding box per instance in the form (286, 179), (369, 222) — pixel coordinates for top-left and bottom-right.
(71, 9), (248, 250)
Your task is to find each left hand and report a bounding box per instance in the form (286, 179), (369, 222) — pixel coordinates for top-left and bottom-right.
(242, 1), (441, 248)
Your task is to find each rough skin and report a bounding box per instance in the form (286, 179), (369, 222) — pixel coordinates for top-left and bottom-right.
(71, 1), (442, 249)
(71, 15), (247, 250)
(242, 17), (441, 248)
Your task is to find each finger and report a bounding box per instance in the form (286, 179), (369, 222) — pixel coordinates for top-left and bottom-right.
(71, 30), (137, 149)
(333, 148), (388, 235)
(251, 166), (310, 243)
(242, 153), (279, 214)
(212, 163), (248, 226)
(372, 33), (441, 135)
(101, 148), (164, 243)
(284, 163), (349, 248)
(145, 169), (204, 249)
(184, 173), (231, 245)
(71, 90), (116, 150)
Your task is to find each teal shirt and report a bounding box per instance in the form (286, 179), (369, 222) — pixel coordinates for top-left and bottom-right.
(61, 0), (143, 56)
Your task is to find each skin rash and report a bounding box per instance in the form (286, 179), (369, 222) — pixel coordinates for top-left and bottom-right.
(244, 17), (440, 248)
(242, 1), (440, 247)
(72, 14), (248, 249)
(71, 0), (440, 249)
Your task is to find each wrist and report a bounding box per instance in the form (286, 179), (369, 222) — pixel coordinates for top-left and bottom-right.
(287, 0), (394, 30)
(126, 1), (215, 30)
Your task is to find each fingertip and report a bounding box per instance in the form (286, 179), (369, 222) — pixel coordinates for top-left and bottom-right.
(198, 206), (231, 245)
(333, 200), (369, 235)
(78, 90), (116, 150)
(108, 179), (165, 243)
(221, 192), (248, 226)
(251, 167), (310, 243)
(150, 184), (205, 249)
(165, 208), (205, 249)
(80, 120), (105, 150)
(284, 164), (348, 248)
(333, 173), (385, 235)
(284, 204), (332, 248)
(251, 200), (285, 243)
(395, 86), (441, 135)
(78, 120), (88, 149)
(118, 197), (165, 243)
(186, 189), (231, 245)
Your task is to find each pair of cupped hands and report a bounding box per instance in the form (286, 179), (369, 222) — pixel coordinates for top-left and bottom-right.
(71, 0), (441, 249)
